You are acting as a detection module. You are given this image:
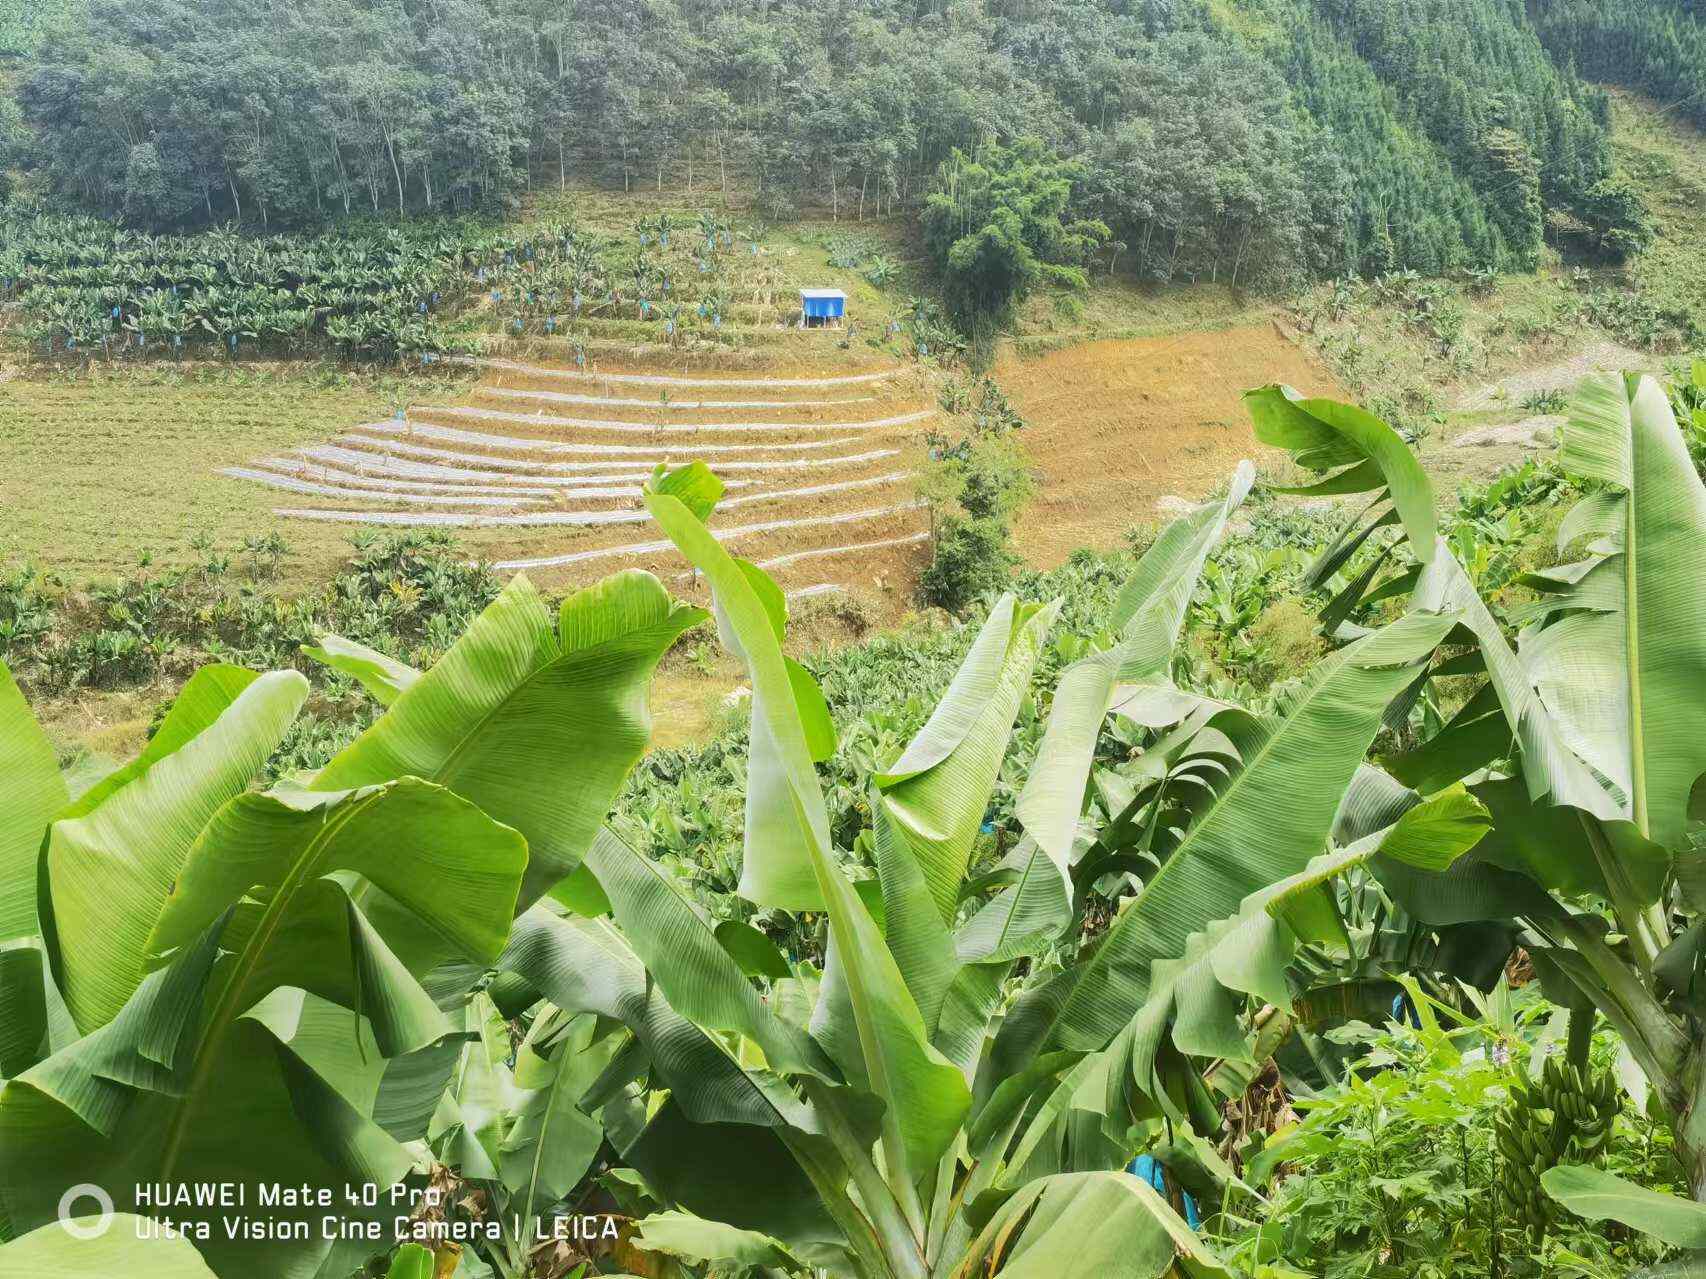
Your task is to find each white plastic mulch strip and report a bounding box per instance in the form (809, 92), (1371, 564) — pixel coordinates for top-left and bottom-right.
(262, 458), (666, 500)
(493, 501), (928, 570)
(337, 439), (657, 478)
(450, 355), (902, 388)
(249, 457), (559, 497)
(417, 404), (932, 436)
(354, 421), (860, 456)
(338, 433), (902, 475)
(222, 468), (543, 508)
(719, 471), (908, 511)
(272, 472), (911, 530)
(275, 506), (655, 529)
(756, 530), (931, 569)
(296, 445), (653, 488)
(478, 386), (876, 411)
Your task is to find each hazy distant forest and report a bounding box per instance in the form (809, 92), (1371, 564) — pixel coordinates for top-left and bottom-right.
(2, 0), (1700, 289)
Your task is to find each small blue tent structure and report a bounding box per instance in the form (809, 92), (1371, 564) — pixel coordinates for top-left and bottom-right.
(800, 288), (847, 327)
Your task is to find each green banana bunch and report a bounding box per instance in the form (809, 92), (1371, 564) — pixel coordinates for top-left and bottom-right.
(1494, 1087), (1561, 1237)
(1494, 1056), (1622, 1238)
(1543, 1055), (1621, 1163)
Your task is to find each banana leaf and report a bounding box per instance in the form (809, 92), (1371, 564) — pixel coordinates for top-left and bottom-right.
(0, 1214), (219, 1275)
(1047, 610), (1455, 1053)
(1017, 464), (1252, 873)
(0, 779), (527, 1278)
(645, 466), (969, 1187)
(0, 660), (68, 944)
(313, 571), (703, 909)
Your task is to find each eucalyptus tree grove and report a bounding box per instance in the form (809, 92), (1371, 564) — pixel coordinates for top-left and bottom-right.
(10, 0), (1663, 282)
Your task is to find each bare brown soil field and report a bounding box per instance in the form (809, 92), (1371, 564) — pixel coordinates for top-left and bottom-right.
(992, 325), (1344, 567)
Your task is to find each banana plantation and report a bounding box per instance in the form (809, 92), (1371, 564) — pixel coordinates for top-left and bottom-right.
(2, 369), (1703, 1279)
(0, 207), (768, 360)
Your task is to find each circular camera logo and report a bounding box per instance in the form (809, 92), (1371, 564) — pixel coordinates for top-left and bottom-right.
(56, 1184), (115, 1240)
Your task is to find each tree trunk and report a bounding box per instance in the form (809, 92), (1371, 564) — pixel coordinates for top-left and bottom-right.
(385, 130), (405, 213)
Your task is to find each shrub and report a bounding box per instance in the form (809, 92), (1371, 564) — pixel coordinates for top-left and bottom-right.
(1246, 598), (1327, 688)
(920, 514), (1018, 612)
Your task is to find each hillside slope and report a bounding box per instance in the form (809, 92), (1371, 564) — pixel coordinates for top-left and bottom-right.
(4, 0), (1649, 288)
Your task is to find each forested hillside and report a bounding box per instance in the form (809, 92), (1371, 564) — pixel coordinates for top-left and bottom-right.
(1533, 0), (1706, 133)
(4, 0), (1692, 288)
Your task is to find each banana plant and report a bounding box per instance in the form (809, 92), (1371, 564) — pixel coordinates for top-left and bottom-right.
(0, 1214), (219, 1275)
(474, 462), (1472, 1279)
(483, 465), (1213, 1278)
(1250, 373), (1706, 1221)
(411, 995), (612, 1279)
(0, 569), (702, 1278)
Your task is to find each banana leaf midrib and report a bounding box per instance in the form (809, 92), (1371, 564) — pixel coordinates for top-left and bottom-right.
(155, 786), (382, 1182)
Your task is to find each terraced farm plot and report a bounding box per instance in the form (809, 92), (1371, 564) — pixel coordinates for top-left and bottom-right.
(995, 326), (1344, 566)
(223, 354), (935, 605)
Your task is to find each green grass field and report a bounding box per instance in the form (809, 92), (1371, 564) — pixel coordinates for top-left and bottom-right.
(0, 363), (474, 581)
(1608, 87), (1706, 343)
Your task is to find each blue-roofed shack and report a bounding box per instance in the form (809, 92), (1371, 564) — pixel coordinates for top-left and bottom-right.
(800, 288), (847, 327)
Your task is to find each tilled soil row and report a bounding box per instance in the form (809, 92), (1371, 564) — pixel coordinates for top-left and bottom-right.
(409, 403), (932, 436)
(221, 467), (549, 507)
(272, 471), (912, 528)
(493, 501), (928, 571)
(474, 385), (880, 412)
(477, 366), (923, 413)
(243, 455), (660, 496)
(354, 419), (885, 456)
(451, 355), (904, 389)
(334, 433), (907, 475)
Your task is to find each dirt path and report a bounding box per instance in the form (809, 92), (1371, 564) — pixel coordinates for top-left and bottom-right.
(993, 325), (1342, 567)
(1453, 339), (1655, 412)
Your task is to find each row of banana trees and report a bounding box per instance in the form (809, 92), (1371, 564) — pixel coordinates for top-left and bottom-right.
(1, 206), (781, 357)
(1, 373), (1703, 1276)
(0, 208), (587, 357)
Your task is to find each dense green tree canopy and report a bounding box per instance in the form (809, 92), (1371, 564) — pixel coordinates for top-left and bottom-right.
(922, 138), (1107, 321)
(1533, 0), (1706, 135)
(1, 0), (1674, 284)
